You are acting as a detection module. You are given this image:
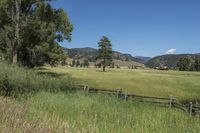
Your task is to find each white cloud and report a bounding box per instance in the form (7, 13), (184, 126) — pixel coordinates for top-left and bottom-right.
(165, 49), (176, 54)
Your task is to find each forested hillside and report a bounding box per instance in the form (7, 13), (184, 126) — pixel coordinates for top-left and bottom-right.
(146, 54), (200, 69)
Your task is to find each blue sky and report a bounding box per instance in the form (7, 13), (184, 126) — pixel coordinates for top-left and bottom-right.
(52, 0), (200, 57)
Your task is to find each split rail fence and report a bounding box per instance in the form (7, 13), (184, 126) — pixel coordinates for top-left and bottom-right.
(76, 85), (200, 116)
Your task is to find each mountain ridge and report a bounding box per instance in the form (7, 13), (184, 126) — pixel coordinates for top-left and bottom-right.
(145, 54), (200, 68)
(62, 47), (199, 69)
(63, 47), (147, 64)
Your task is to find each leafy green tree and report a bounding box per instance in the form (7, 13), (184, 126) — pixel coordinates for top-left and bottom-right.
(98, 36), (113, 72)
(83, 59), (89, 67)
(0, 0), (73, 67)
(61, 53), (68, 66)
(177, 57), (191, 71)
(47, 43), (67, 66)
(0, 0), (21, 64)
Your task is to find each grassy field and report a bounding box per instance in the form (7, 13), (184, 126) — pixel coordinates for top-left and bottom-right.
(1, 62), (200, 132)
(40, 66), (200, 102)
(1, 92), (200, 133)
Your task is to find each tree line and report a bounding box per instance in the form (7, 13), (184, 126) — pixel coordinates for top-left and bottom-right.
(177, 56), (200, 71)
(71, 59), (90, 67)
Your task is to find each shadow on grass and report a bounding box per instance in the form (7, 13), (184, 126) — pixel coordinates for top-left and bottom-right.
(95, 69), (115, 73)
(36, 67), (49, 71)
(37, 71), (69, 78)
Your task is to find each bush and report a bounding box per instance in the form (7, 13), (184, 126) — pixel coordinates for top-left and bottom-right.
(0, 62), (75, 97)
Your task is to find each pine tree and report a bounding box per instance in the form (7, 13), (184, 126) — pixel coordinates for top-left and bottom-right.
(76, 60), (80, 67)
(98, 36), (113, 72)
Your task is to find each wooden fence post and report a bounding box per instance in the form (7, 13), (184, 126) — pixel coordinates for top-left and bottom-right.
(169, 95), (173, 109)
(83, 86), (87, 92)
(190, 102), (193, 116)
(125, 93), (128, 101)
(86, 86), (90, 93)
(117, 89), (122, 98)
(172, 96), (175, 107)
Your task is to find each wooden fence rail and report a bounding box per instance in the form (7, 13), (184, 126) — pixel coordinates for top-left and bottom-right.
(126, 93), (170, 100)
(76, 85), (200, 116)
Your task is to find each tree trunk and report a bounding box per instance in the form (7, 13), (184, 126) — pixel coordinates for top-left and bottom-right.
(12, 49), (18, 64)
(103, 65), (106, 72)
(12, 0), (21, 64)
(103, 58), (106, 72)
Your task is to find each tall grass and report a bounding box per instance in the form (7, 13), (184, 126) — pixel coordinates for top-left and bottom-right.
(0, 96), (70, 132)
(1, 92), (200, 132)
(0, 62), (75, 97)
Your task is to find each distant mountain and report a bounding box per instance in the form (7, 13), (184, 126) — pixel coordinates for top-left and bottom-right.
(145, 54), (200, 68)
(63, 47), (200, 68)
(135, 56), (151, 63)
(63, 47), (145, 66)
(64, 47), (98, 62)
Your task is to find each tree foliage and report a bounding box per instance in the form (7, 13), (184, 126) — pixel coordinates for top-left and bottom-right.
(0, 0), (73, 67)
(177, 56), (200, 71)
(177, 57), (191, 71)
(98, 36), (113, 72)
(83, 59), (89, 67)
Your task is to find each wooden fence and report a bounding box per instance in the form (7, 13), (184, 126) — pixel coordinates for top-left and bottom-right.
(76, 85), (200, 116)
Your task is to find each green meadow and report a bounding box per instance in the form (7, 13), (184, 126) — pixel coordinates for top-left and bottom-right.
(40, 66), (200, 102)
(1, 62), (200, 132)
